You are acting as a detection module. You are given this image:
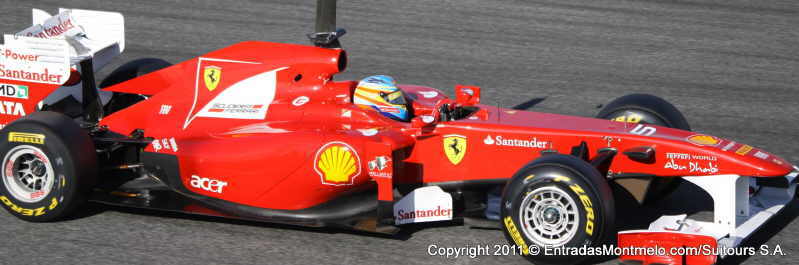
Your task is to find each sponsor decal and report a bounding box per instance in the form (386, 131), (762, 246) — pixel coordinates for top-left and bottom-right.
(41, 16), (75, 37)
(20, 11), (75, 38)
(503, 217), (530, 255)
(182, 58), (281, 129)
(421, 115), (434, 123)
(483, 135), (549, 149)
(396, 206), (452, 223)
(357, 128), (378, 136)
(341, 109), (352, 118)
(203, 66), (222, 91)
(3, 50), (40, 62)
(0, 35), (70, 85)
(664, 159), (719, 174)
(612, 114), (643, 123)
(206, 103), (263, 113)
(394, 186), (453, 225)
(689, 161), (719, 174)
(629, 124), (656, 136)
(0, 101), (25, 116)
(368, 156), (391, 178)
(666, 153), (690, 160)
(8, 132), (44, 144)
(773, 159), (784, 165)
(0, 196), (57, 217)
(0, 65), (63, 84)
(368, 156), (390, 171)
(754, 151), (769, 160)
(159, 105), (172, 115)
(151, 137), (178, 153)
(314, 142), (361, 186)
(443, 134), (467, 165)
(665, 152), (717, 161)
(735, 145), (753, 156)
(664, 159), (686, 171)
(504, 110), (517, 114)
(419, 91), (438, 98)
(686, 134), (721, 146)
(189, 175), (228, 194)
(292, 96), (309, 106)
(721, 141), (736, 151)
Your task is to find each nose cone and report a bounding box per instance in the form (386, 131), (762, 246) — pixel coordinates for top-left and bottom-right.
(625, 127), (795, 177)
(726, 144), (795, 177)
(680, 134), (794, 177)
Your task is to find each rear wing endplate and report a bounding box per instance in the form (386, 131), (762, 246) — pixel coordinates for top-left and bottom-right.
(1, 8), (125, 85)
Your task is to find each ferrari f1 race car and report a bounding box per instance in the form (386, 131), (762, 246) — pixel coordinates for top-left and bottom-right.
(0, 1), (795, 265)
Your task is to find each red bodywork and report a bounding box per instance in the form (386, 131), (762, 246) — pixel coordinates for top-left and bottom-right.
(82, 41), (792, 211)
(618, 232), (718, 265)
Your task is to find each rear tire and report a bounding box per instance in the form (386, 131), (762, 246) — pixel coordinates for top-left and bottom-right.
(596, 93), (690, 204)
(501, 154), (615, 265)
(0, 112), (97, 222)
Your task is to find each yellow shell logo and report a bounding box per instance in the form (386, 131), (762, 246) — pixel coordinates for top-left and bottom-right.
(687, 134), (721, 146)
(314, 142), (361, 186)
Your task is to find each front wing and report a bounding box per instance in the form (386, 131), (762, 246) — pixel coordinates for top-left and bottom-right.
(618, 167), (799, 265)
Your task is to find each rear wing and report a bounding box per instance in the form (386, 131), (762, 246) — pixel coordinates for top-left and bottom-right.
(0, 8), (124, 127)
(14, 8), (125, 72)
(0, 35), (71, 85)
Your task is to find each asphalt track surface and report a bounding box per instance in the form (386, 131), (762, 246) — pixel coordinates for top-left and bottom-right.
(1, 0), (798, 264)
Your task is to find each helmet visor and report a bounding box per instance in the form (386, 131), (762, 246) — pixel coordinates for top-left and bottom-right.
(382, 90), (407, 105)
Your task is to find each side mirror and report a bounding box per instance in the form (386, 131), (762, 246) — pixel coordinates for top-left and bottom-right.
(455, 85), (481, 106)
(411, 115), (436, 128)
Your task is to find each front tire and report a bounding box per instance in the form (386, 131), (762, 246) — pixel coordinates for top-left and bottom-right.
(596, 93), (690, 204)
(0, 112), (97, 222)
(596, 93), (690, 131)
(501, 154), (615, 265)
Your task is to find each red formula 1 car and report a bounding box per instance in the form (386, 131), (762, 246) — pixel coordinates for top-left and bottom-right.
(0, 2), (796, 265)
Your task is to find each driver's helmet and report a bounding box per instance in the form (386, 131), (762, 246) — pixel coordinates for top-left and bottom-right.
(353, 75), (409, 121)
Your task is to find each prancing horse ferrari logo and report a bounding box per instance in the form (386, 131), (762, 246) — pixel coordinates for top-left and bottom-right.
(443, 134), (467, 165)
(203, 66), (222, 91)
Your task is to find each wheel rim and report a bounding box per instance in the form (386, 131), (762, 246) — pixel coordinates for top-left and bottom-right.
(2, 145), (55, 203)
(519, 186), (580, 247)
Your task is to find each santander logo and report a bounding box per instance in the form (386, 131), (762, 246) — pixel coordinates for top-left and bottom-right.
(483, 135), (549, 149)
(395, 206), (452, 222)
